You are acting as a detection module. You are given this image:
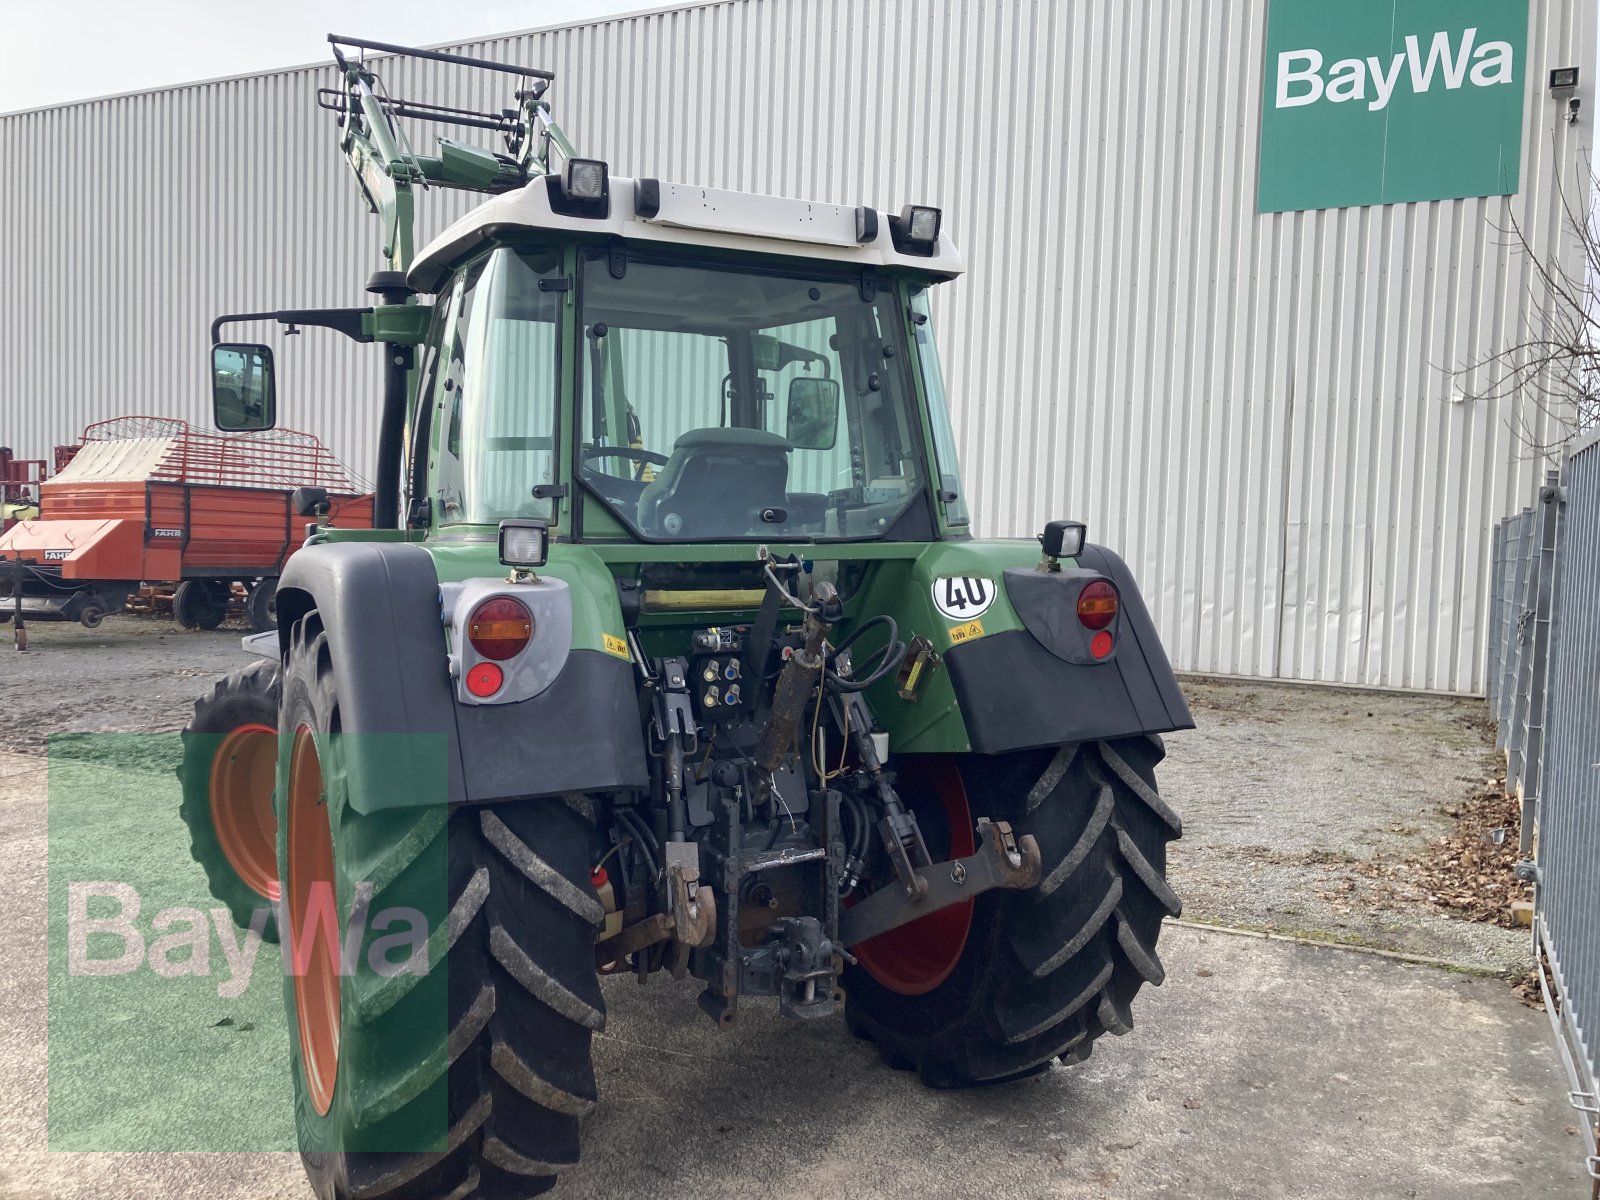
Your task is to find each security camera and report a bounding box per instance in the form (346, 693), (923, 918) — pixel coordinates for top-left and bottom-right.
(1568, 97), (1582, 124)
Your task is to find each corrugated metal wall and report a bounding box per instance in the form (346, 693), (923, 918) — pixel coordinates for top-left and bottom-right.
(1, 0), (1593, 692)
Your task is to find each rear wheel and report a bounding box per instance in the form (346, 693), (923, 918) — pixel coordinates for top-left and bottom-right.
(174, 580), (229, 630)
(279, 612), (604, 1200)
(246, 579), (278, 632)
(178, 660), (282, 941)
(844, 737), (1181, 1087)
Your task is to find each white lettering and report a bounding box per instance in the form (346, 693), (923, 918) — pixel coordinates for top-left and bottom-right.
(1281, 29), (1515, 113)
(68, 882), (145, 976)
(366, 907), (430, 978)
(1406, 28), (1477, 94)
(1326, 58), (1367, 103)
(148, 906), (212, 977)
(211, 907), (269, 999)
(1367, 53), (1407, 111)
(1470, 40), (1515, 87)
(1277, 49), (1325, 108)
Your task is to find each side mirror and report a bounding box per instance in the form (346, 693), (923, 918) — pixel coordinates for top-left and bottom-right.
(291, 486), (330, 519)
(212, 343), (276, 431)
(785, 377), (840, 450)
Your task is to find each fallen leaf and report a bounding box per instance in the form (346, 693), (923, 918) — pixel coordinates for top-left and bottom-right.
(1182, 1098), (1202, 1110)
(1195, 968), (1214, 978)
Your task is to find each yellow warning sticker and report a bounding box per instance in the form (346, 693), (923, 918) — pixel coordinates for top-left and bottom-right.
(947, 619), (985, 644)
(603, 633), (630, 659)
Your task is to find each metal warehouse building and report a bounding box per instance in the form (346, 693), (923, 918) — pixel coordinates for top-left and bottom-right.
(2, 0), (1593, 693)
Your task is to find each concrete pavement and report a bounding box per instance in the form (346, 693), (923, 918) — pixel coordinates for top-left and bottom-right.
(0, 748), (1584, 1199)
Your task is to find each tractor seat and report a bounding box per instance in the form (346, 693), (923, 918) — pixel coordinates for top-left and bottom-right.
(637, 427), (792, 538)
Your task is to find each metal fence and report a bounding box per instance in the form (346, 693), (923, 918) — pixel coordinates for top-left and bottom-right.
(1487, 432), (1600, 1180)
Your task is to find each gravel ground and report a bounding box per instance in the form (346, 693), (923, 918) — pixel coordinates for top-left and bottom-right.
(0, 743), (1582, 1199)
(0, 615), (1577, 1198)
(1162, 677), (1529, 974)
(0, 617), (1528, 974)
(0, 617), (246, 755)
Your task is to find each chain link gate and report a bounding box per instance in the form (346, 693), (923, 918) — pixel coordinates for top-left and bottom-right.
(1488, 433), (1600, 1183)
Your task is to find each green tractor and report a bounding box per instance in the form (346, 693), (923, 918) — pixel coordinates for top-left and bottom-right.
(180, 35), (1191, 1200)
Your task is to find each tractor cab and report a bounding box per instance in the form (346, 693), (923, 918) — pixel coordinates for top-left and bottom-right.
(405, 173), (971, 550)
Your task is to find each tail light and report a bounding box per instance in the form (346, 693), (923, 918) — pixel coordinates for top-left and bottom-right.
(465, 662), (505, 697)
(468, 597), (533, 660)
(1076, 581), (1119, 630)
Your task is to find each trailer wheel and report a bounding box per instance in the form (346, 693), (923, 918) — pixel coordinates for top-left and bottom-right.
(174, 580), (228, 630)
(281, 611), (603, 1200)
(78, 603), (106, 629)
(178, 660), (282, 942)
(246, 579), (278, 632)
(844, 737), (1181, 1087)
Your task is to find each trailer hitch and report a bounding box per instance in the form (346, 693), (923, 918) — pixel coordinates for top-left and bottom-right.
(838, 819), (1042, 947)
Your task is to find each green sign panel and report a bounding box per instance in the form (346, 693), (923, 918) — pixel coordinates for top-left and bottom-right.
(1258, 0), (1530, 213)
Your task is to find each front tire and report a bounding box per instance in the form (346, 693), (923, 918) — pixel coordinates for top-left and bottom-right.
(278, 612), (605, 1200)
(178, 660), (282, 941)
(844, 737), (1181, 1087)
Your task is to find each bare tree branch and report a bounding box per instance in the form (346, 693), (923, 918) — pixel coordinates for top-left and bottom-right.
(1453, 153), (1600, 455)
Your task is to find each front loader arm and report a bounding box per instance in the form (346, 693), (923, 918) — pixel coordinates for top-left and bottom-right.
(325, 33), (572, 273)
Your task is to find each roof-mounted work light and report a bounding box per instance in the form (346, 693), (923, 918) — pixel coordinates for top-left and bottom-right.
(900, 205), (942, 244)
(564, 158), (609, 201)
(548, 158), (610, 217)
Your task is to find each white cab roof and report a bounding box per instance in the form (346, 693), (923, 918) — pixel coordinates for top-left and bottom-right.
(409, 176), (964, 292)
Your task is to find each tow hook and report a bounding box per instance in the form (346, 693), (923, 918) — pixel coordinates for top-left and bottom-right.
(838, 818), (1042, 947)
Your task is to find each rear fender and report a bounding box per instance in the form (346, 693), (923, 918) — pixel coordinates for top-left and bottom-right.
(276, 541), (647, 812)
(940, 543), (1194, 754)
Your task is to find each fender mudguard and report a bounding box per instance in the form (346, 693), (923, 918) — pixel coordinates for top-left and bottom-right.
(276, 541), (647, 812)
(941, 543), (1194, 754)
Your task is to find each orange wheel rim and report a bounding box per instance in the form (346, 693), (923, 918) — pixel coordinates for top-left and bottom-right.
(209, 723), (280, 901)
(287, 725), (341, 1116)
(852, 756), (977, 996)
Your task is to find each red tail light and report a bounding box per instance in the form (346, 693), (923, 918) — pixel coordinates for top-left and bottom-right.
(468, 597), (533, 660)
(465, 661), (505, 697)
(1076, 581), (1119, 630)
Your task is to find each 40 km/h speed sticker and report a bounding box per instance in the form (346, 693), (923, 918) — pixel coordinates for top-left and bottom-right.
(931, 576), (996, 621)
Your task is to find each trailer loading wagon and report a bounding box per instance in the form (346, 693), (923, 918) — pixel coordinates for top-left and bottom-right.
(0, 416), (369, 630)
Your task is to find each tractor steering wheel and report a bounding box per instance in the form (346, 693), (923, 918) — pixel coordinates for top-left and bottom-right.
(581, 444), (670, 483)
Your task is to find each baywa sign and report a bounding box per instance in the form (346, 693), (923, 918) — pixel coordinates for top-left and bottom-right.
(1259, 0), (1530, 213)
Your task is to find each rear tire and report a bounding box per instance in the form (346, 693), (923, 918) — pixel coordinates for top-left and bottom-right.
(178, 661), (282, 942)
(174, 580), (228, 630)
(279, 611), (604, 1200)
(246, 579), (278, 632)
(844, 737), (1181, 1087)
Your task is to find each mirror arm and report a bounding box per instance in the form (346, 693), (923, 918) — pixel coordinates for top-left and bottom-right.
(210, 308), (375, 345)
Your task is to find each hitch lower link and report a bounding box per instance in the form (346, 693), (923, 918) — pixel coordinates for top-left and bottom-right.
(599, 841), (716, 975)
(838, 818), (1042, 947)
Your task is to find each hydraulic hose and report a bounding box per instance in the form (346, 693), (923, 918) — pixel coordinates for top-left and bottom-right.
(825, 614), (906, 693)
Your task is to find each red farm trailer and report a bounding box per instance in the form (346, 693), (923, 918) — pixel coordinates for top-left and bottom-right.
(0, 417), (370, 630)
